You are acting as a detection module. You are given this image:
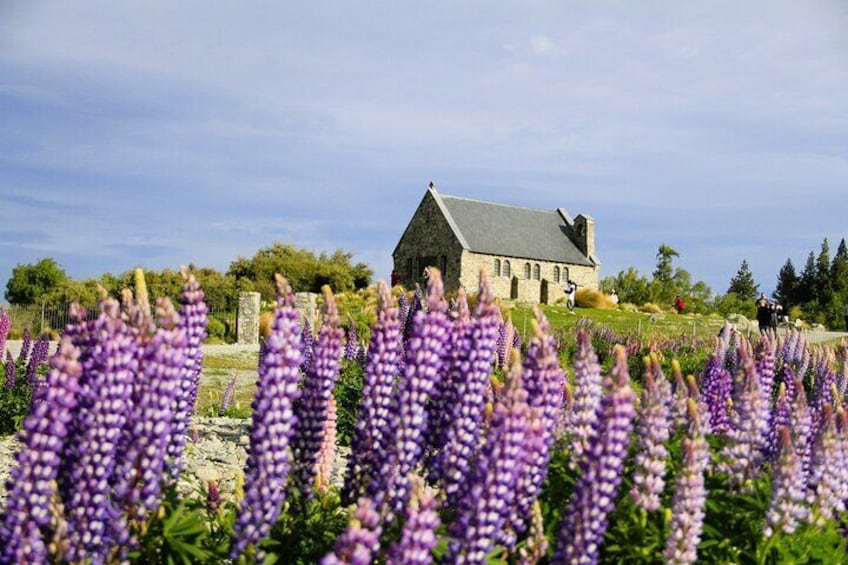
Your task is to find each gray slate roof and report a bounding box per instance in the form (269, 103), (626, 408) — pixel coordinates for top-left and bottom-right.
(437, 192), (594, 266)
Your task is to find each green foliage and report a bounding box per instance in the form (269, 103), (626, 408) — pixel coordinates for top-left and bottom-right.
(0, 360), (36, 435)
(601, 267), (652, 306)
(4, 258), (68, 305)
(714, 291), (756, 319)
(205, 317), (227, 342)
(728, 259), (760, 301)
(334, 360), (365, 446)
(228, 243), (372, 300)
(265, 489), (350, 564)
(773, 258), (799, 308)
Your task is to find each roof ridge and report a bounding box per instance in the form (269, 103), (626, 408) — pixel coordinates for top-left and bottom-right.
(440, 193), (557, 214)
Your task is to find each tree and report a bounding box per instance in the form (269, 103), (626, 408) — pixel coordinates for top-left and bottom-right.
(653, 244), (679, 284)
(727, 259), (759, 300)
(5, 258), (68, 305)
(815, 238), (833, 303)
(773, 258), (799, 308)
(600, 267), (651, 305)
(797, 251), (816, 306)
(831, 238), (848, 302)
(651, 244), (681, 305)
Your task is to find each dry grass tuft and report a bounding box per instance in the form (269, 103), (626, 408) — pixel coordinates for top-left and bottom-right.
(639, 302), (664, 314)
(575, 288), (617, 310)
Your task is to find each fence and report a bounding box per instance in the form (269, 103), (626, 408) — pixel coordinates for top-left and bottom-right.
(1, 303), (239, 344)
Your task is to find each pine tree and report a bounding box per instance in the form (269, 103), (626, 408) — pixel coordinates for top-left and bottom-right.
(797, 251), (816, 305)
(727, 259), (759, 300)
(773, 258), (799, 308)
(815, 238), (833, 303)
(831, 238), (848, 303)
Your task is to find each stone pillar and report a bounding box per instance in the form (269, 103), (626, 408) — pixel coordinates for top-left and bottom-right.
(237, 292), (261, 345)
(295, 292), (318, 331)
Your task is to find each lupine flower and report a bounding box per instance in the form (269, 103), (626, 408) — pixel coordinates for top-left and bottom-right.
(630, 354), (671, 511)
(424, 287), (469, 473)
(764, 427), (809, 537)
(220, 373), (237, 413)
(833, 409), (848, 509)
(670, 359), (689, 429)
(663, 398), (709, 565)
(719, 345), (770, 488)
(3, 351), (15, 391)
(344, 282), (402, 504)
(321, 498), (381, 565)
(766, 383), (792, 463)
(26, 335), (50, 386)
(807, 406), (845, 524)
(447, 351), (530, 564)
(516, 502), (549, 565)
(403, 284), (424, 341)
(790, 379), (813, 480)
(663, 439), (707, 564)
(701, 353), (732, 434)
(61, 298), (138, 562)
(553, 346), (636, 565)
(206, 480), (221, 517)
(301, 317), (315, 373)
(293, 286), (344, 499)
(17, 328), (32, 365)
(568, 329), (604, 464)
(755, 335), (776, 400)
(344, 319), (359, 361)
(0, 307), (9, 359)
(386, 476), (440, 565)
(512, 329), (522, 353)
(506, 308), (565, 542)
(385, 269), (450, 512)
(115, 298), (186, 527)
(436, 272), (500, 504)
(0, 338), (82, 564)
(230, 275), (303, 562)
(315, 396), (338, 495)
(167, 267), (208, 482)
(397, 293), (410, 336)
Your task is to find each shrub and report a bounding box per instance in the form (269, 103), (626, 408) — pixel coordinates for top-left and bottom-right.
(575, 288), (617, 309)
(205, 317), (227, 343)
(639, 302), (663, 314)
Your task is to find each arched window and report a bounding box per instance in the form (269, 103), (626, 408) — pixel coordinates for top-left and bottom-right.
(533, 264), (541, 280)
(494, 258), (501, 277)
(553, 266), (561, 283)
(503, 260), (511, 278)
(524, 263), (531, 279)
(562, 267), (569, 282)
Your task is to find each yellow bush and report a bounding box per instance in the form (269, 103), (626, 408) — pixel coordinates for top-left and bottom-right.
(639, 302), (664, 314)
(619, 302), (639, 313)
(575, 288), (617, 309)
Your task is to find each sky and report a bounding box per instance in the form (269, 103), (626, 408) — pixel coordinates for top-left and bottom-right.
(1, 1), (847, 300)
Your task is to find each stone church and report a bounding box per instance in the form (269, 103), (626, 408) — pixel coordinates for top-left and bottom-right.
(392, 185), (600, 304)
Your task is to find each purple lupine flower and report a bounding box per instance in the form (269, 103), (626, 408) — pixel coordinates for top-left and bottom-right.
(385, 269), (450, 512)
(301, 317), (314, 373)
(755, 335), (776, 400)
(833, 409), (848, 510)
(0, 307), (9, 359)
(663, 439), (708, 564)
(3, 351), (15, 391)
(568, 329), (604, 464)
(810, 350), (836, 418)
(701, 353), (732, 434)
(512, 328), (522, 353)
(207, 480), (221, 516)
(447, 352), (530, 564)
(424, 288), (469, 475)
(292, 286), (344, 499)
(344, 319), (359, 361)
(719, 344), (770, 488)
(663, 398), (709, 565)
(807, 406), (845, 524)
(553, 346), (636, 565)
(435, 271), (500, 505)
(321, 498), (382, 565)
(764, 427), (809, 537)
(115, 298), (186, 526)
(17, 328), (32, 365)
(220, 373), (237, 413)
(670, 359), (689, 429)
(835, 346), (848, 398)
(0, 338), (81, 564)
(386, 476), (440, 565)
(506, 307), (566, 542)
(166, 267), (208, 482)
(230, 275), (303, 562)
(344, 281), (402, 504)
(496, 321), (508, 370)
(790, 379), (813, 481)
(630, 354), (671, 511)
(61, 298), (138, 562)
(517, 502), (549, 565)
(403, 284), (424, 341)
(397, 293), (410, 336)
(766, 383), (792, 463)
(26, 335), (50, 386)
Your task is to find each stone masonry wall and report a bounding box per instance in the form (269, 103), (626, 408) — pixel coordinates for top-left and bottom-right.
(237, 292), (261, 345)
(458, 251), (599, 304)
(393, 190), (464, 290)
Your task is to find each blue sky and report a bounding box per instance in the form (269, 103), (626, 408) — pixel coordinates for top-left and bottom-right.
(1, 1), (846, 299)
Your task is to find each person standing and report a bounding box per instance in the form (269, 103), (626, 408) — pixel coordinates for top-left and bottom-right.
(756, 293), (770, 334)
(674, 294), (686, 314)
(565, 280), (577, 313)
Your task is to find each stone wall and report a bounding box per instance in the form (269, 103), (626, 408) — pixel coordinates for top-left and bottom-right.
(236, 292), (261, 345)
(393, 189), (464, 290)
(458, 251), (599, 304)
